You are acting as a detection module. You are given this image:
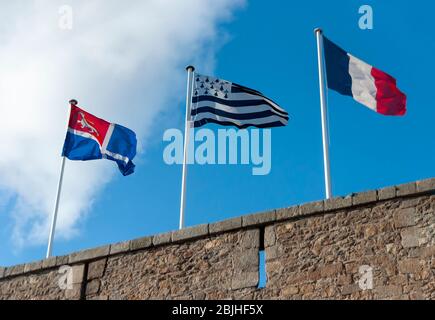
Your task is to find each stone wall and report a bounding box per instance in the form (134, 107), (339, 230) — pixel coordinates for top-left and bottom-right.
(1, 178), (434, 300)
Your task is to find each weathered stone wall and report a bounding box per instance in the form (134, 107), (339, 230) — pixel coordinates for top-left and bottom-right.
(1, 178), (434, 300)
(92, 229), (260, 300)
(263, 194), (435, 299)
(0, 259), (85, 300)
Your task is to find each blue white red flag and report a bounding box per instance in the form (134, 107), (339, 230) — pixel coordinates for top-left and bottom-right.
(323, 36), (407, 116)
(62, 101), (137, 176)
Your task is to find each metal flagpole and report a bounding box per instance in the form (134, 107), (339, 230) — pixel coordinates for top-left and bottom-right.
(46, 156), (66, 258)
(314, 28), (332, 199)
(179, 66), (195, 229)
(46, 99), (75, 258)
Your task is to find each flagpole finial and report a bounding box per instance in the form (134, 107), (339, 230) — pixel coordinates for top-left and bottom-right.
(186, 65), (195, 72)
(69, 99), (78, 105)
(314, 28), (323, 35)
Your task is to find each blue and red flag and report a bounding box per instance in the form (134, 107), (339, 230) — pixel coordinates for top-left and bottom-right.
(323, 36), (407, 116)
(62, 100), (137, 176)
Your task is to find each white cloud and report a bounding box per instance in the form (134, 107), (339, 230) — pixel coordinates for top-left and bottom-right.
(0, 0), (243, 248)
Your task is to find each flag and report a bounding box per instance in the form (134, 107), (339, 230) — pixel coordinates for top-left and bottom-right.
(62, 101), (137, 176)
(190, 74), (289, 128)
(323, 36), (407, 116)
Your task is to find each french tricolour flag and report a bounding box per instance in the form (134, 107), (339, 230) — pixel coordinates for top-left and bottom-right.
(323, 36), (406, 116)
(62, 100), (137, 176)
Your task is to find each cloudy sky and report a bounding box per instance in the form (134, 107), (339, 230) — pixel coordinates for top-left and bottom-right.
(0, 0), (243, 256)
(1, 0), (434, 266)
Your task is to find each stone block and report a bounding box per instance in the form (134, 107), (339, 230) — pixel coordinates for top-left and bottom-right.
(401, 227), (421, 248)
(172, 224), (208, 242)
(386, 243), (396, 254)
(239, 229), (260, 249)
(5, 264), (24, 277)
(266, 260), (283, 277)
(378, 186), (396, 201)
(320, 263), (344, 277)
(409, 290), (425, 300)
(264, 225), (276, 247)
(276, 205), (300, 221)
(396, 182), (417, 197)
(68, 245), (110, 264)
(416, 178), (435, 193)
(299, 283), (315, 295)
(398, 259), (422, 274)
(86, 279), (101, 296)
(56, 255), (69, 266)
(324, 196), (352, 211)
(87, 258), (107, 280)
(109, 241), (130, 255)
(65, 283), (82, 300)
(130, 236), (153, 251)
(265, 245), (281, 261)
(400, 199), (421, 210)
(282, 286), (299, 297)
(242, 211), (276, 227)
(231, 271), (258, 290)
(0, 267), (5, 278)
(420, 246), (435, 258)
(233, 249), (258, 272)
(341, 284), (360, 296)
(394, 208), (416, 228)
(42, 256), (57, 269)
(375, 285), (402, 298)
(71, 264), (85, 284)
(300, 200), (324, 215)
(337, 274), (352, 286)
(352, 190), (377, 206)
(152, 232), (172, 246)
(209, 217), (242, 234)
(24, 260), (43, 273)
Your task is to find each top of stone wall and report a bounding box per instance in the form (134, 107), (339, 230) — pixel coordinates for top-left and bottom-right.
(1, 177), (434, 280)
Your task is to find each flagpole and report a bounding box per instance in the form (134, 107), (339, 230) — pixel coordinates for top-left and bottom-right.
(46, 99), (74, 258)
(179, 66), (195, 229)
(46, 156), (66, 258)
(314, 28), (332, 199)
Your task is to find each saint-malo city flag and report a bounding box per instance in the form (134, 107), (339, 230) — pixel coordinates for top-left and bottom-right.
(191, 74), (289, 129)
(323, 36), (407, 116)
(62, 100), (137, 176)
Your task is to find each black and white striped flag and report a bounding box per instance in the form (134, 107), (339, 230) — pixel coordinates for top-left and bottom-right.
(191, 74), (289, 129)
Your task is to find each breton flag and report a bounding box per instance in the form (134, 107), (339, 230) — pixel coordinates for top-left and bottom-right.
(62, 100), (137, 176)
(190, 74), (289, 128)
(178, 67), (288, 230)
(323, 36), (407, 116)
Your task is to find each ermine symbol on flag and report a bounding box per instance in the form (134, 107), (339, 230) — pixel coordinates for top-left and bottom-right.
(77, 112), (99, 136)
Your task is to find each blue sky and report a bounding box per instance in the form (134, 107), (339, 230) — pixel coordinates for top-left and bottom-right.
(1, 0), (434, 267)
